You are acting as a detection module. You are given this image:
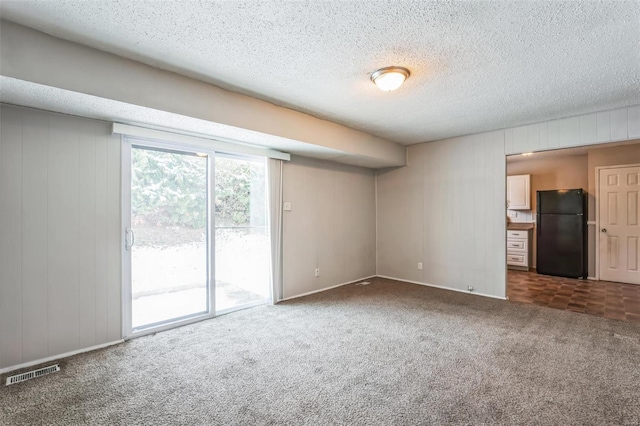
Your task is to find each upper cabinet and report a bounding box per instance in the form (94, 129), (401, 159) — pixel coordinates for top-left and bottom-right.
(507, 174), (530, 210)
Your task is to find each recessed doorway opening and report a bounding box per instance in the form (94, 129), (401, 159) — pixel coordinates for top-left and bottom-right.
(505, 139), (640, 323)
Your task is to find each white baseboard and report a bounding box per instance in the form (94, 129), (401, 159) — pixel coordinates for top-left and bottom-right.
(0, 340), (124, 375)
(587, 276), (598, 281)
(280, 275), (376, 302)
(376, 275), (508, 301)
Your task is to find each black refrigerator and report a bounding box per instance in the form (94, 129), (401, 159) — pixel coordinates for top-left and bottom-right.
(536, 189), (587, 279)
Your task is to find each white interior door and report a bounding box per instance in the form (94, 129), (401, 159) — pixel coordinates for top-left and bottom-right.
(598, 165), (640, 285)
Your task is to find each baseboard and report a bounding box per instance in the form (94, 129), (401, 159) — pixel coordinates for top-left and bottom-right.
(280, 275), (376, 302)
(0, 340), (124, 375)
(587, 276), (597, 281)
(376, 275), (508, 301)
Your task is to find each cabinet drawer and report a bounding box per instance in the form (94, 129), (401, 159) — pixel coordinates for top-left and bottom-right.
(507, 254), (526, 266)
(507, 230), (528, 240)
(506, 240), (526, 252)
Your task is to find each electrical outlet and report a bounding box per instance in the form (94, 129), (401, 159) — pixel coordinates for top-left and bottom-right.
(314, 268), (320, 277)
(283, 202), (292, 211)
(468, 286), (474, 292)
(417, 262), (423, 270)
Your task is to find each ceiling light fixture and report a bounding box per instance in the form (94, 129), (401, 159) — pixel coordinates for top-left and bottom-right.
(371, 66), (410, 92)
(522, 152), (534, 156)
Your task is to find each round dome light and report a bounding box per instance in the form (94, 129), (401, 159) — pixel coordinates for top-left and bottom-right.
(370, 66), (410, 92)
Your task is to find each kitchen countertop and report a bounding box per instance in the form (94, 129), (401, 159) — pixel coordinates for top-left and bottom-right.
(507, 223), (535, 230)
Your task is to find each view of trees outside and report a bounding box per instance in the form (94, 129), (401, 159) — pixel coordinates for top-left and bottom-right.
(130, 147), (269, 328)
(214, 156), (270, 312)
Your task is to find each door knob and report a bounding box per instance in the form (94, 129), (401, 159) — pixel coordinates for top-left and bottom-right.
(601, 228), (607, 233)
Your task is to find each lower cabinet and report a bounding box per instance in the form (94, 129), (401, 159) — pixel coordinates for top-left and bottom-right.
(507, 229), (532, 270)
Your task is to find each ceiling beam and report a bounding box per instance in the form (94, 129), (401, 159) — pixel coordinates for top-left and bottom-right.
(0, 20), (406, 168)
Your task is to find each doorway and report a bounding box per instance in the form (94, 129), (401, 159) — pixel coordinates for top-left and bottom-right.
(505, 140), (640, 323)
(123, 138), (270, 337)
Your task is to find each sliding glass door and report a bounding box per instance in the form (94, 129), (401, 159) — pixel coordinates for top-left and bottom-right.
(129, 146), (210, 331)
(123, 139), (270, 336)
(214, 155), (270, 313)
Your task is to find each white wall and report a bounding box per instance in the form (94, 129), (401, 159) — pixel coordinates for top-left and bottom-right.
(377, 105), (640, 298)
(377, 131), (507, 298)
(282, 156), (376, 298)
(0, 105), (122, 371)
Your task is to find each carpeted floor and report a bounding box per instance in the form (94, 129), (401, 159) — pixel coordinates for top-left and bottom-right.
(2, 277), (640, 425)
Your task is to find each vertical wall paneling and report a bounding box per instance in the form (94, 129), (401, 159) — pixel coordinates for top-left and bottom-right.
(512, 126), (529, 155)
(20, 109), (49, 362)
(78, 120), (97, 348)
(486, 131), (507, 297)
(0, 105), (122, 371)
(547, 119), (560, 149)
(106, 133), (121, 342)
(473, 134), (488, 290)
(94, 132), (109, 344)
(527, 124), (540, 153)
(378, 130), (506, 298)
(0, 106), (23, 368)
(47, 114), (80, 356)
(610, 108), (629, 141)
(378, 105), (637, 299)
(282, 158), (318, 296)
(628, 105), (640, 139)
(317, 164), (337, 290)
(596, 111), (611, 142)
(504, 128), (514, 155)
(282, 156), (376, 299)
(558, 116), (581, 148)
(538, 121), (549, 152)
(580, 113), (598, 146)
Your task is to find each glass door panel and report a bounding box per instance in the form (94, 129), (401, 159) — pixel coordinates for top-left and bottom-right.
(130, 146), (209, 330)
(214, 155), (270, 312)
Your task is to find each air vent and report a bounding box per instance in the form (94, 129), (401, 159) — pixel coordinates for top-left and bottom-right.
(5, 364), (60, 386)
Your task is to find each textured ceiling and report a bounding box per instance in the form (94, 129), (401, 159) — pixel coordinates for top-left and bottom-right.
(1, 1), (639, 145)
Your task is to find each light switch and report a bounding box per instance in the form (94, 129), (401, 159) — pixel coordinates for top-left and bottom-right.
(283, 201), (292, 211)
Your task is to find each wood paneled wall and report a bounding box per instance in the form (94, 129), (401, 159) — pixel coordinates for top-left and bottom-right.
(0, 105), (121, 370)
(282, 156), (376, 298)
(504, 106), (640, 155)
(377, 105), (640, 298)
(377, 131), (506, 298)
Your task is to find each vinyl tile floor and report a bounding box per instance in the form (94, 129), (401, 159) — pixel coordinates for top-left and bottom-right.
(508, 270), (640, 323)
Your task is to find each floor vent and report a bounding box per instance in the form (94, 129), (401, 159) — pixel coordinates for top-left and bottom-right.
(356, 281), (371, 286)
(5, 364), (60, 386)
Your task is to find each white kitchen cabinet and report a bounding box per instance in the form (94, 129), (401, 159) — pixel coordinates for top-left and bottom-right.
(507, 228), (532, 270)
(507, 174), (530, 210)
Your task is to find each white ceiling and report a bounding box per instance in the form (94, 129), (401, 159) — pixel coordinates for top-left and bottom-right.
(1, 1), (639, 145)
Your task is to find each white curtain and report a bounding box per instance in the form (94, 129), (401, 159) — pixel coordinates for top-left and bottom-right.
(268, 158), (284, 304)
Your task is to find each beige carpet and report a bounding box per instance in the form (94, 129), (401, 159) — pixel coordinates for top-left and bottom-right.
(2, 277), (639, 425)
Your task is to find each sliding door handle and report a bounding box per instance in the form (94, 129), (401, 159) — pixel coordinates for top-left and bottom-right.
(125, 228), (135, 250)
